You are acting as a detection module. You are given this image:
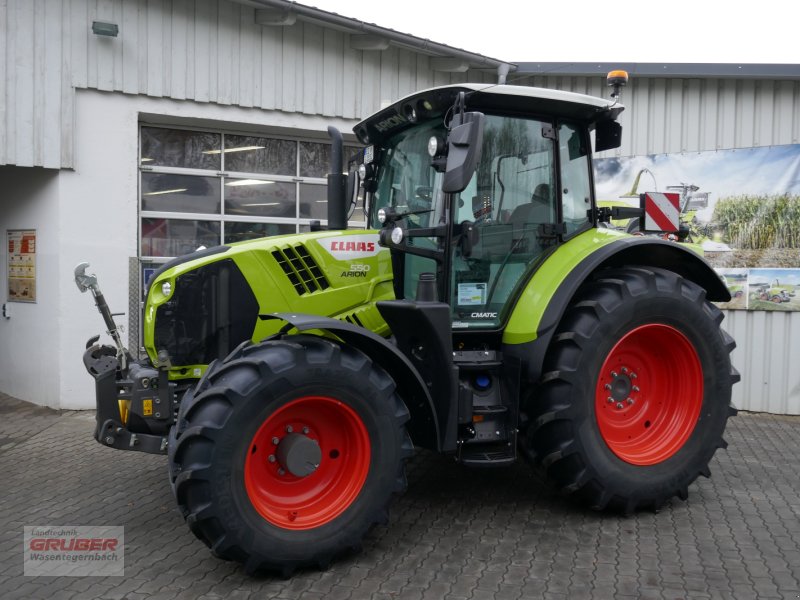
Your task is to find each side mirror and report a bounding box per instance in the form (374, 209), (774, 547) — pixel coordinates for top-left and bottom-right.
(442, 112), (485, 193)
(346, 169), (361, 218)
(595, 120), (622, 152)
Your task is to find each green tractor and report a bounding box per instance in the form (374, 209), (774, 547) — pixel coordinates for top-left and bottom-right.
(760, 278), (796, 302)
(76, 71), (739, 574)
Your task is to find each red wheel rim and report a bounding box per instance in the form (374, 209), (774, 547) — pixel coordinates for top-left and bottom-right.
(595, 324), (703, 465)
(244, 396), (371, 530)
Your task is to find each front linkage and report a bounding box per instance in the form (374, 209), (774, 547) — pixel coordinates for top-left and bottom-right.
(75, 263), (174, 454)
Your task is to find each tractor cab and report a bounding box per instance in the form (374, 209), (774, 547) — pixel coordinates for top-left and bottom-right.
(353, 83), (623, 332)
(344, 82), (628, 461)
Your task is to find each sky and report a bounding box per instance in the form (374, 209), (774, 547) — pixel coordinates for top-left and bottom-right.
(595, 145), (800, 221)
(305, 0), (800, 64)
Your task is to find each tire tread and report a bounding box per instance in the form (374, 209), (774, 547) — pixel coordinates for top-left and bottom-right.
(525, 266), (737, 512)
(168, 335), (411, 573)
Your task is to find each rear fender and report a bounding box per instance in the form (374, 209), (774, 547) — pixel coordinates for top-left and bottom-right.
(260, 313), (440, 451)
(503, 234), (729, 384)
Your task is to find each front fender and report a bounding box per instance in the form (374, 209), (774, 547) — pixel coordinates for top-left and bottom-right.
(261, 313), (440, 451)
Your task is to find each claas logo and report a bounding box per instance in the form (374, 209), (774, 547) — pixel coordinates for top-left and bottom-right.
(319, 235), (383, 260)
(330, 240), (375, 252)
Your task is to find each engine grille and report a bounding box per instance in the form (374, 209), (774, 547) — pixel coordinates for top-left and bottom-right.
(272, 245), (330, 295)
(153, 258), (258, 367)
(343, 312), (365, 327)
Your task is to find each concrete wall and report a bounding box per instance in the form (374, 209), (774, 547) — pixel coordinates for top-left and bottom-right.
(0, 166), (61, 407)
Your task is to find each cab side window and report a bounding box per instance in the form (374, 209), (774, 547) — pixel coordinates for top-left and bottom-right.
(559, 123), (592, 236)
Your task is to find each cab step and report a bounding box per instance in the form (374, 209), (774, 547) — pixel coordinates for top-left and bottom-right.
(459, 441), (516, 467)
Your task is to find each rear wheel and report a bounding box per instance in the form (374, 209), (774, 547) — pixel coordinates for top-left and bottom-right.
(168, 335), (412, 574)
(524, 267), (739, 512)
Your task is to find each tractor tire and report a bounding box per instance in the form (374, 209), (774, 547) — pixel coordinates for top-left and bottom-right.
(168, 335), (413, 575)
(524, 267), (739, 513)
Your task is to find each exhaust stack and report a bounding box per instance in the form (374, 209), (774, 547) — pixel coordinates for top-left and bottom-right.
(326, 126), (347, 231)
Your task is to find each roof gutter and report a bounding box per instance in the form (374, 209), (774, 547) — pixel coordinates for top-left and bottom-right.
(515, 62), (800, 80)
(232, 0), (516, 76)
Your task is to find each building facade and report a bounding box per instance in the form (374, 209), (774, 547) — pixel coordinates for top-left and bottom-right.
(1, 0), (799, 413)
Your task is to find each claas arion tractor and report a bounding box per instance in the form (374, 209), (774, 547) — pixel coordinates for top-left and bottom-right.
(76, 71), (738, 574)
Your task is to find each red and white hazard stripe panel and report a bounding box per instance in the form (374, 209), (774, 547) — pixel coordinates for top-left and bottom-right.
(643, 192), (680, 232)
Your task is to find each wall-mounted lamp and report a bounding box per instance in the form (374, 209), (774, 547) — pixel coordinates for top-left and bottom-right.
(349, 34), (390, 51)
(92, 21), (119, 37)
(430, 58), (470, 73)
(254, 9), (296, 26)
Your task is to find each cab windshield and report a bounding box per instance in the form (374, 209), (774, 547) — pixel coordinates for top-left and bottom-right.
(371, 114), (560, 329)
(369, 119), (446, 230)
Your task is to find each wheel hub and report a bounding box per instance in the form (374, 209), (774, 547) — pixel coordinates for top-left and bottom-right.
(275, 433), (321, 477)
(604, 367), (640, 410)
(610, 372), (632, 402)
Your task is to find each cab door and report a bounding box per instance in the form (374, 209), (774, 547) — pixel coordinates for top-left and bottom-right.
(449, 114), (558, 330)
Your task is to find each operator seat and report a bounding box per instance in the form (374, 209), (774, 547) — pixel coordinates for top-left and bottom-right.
(506, 183), (552, 253)
(509, 183), (552, 226)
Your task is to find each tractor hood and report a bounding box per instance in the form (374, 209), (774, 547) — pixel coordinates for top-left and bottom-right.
(143, 230), (394, 379)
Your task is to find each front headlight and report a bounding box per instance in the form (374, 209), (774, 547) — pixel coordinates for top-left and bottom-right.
(391, 226), (404, 244)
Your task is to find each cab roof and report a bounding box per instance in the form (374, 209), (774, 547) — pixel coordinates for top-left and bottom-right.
(355, 83), (624, 145)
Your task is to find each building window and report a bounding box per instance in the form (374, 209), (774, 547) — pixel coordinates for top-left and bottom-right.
(141, 128), (221, 170)
(141, 218), (221, 258)
(141, 173), (221, 214)
(224, 134), (297, 175)
(139, 125), (363, 262)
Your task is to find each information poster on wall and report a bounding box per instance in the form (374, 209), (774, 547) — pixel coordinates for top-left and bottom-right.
(595, 144), (800, 311)
(7, 229), (36, 302)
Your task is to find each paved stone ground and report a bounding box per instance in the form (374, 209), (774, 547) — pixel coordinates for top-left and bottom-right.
(1, 392), (799, 600)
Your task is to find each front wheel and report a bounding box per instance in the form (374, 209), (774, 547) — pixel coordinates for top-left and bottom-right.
(168, 335), (412, 574)
(524, 267), (739, 513)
